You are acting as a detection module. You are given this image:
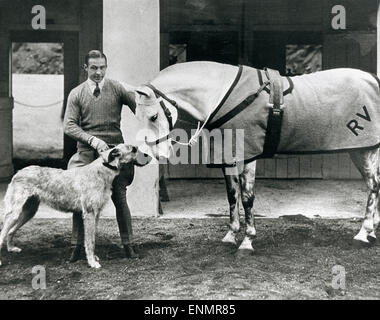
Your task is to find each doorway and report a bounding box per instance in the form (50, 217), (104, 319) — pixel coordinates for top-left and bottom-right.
(10, 31), (79, 168)
(12, 42), (64, 160)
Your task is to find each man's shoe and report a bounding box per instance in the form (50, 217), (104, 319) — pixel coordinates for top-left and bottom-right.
(123, 244), (139, 259)
(69, 245), (85, 262)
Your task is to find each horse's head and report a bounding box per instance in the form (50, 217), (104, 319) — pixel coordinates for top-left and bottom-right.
(135, 86), (178, 160)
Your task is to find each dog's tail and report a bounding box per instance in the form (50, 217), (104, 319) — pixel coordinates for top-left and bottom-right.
(1, 184), (14, 226)
(2, 184), (39, 227)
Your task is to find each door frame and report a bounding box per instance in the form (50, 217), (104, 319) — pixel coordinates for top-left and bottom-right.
(10, 30), (79, 162)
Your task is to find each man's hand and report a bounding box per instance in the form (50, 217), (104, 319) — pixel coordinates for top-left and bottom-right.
(88, 136), (110, 153)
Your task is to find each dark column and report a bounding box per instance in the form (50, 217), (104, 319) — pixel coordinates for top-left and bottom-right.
(0, 30), (14, 181)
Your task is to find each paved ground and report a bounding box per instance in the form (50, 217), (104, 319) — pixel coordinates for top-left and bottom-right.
(0, 179), (367, 220)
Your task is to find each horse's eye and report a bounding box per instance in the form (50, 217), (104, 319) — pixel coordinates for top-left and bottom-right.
(150, 114), (158, 122)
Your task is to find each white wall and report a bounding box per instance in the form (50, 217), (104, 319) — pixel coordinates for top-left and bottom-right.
(103, 0), (160, 216)
(103, 0), (160, 85)
(378, 1), (380, 76)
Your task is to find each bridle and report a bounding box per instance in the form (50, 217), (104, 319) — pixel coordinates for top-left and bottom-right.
(143, 83), (210, 148)
(141, 65), (265, 148)
(143, 84), (178, 146)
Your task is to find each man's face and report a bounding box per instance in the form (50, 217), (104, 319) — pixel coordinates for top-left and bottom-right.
(85, 57), (107, 83)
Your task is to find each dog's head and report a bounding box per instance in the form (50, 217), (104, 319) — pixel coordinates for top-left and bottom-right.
(101, 144), (152, 170)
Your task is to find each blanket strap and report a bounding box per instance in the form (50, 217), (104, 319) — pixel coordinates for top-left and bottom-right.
(206, 80), (270, 130)
(261, 68), (284, 158)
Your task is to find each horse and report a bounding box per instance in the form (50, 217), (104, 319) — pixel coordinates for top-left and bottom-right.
(134, 61), (380, 252)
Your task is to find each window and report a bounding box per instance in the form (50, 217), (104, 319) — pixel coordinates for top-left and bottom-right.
(285, 44), (322, 76)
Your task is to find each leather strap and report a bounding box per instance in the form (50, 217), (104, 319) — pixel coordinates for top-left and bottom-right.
(262, 67), (284, 157)
(146, 84), (174, 131)
(102, 162), (119, 171)
(265, 67), (284, 106)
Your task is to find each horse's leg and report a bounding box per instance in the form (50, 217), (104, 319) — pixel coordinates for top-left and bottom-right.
(238, 161), (257, 251)
(349, 148), (380, 243)
(221, 166), (241, 245)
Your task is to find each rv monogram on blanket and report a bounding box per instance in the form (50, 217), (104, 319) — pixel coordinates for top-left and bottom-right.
(204, 65), (380, 166)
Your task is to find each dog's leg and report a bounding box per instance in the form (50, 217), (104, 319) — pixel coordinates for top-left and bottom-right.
(82, 207), (101, 269)
(221, 166), (241, 245)
(94, 211), (101, 262)
(0, 206), (24, 266)
(350, 148), (380, 243)
(7, 195), (39, 252)
(238, 161), (256, 252)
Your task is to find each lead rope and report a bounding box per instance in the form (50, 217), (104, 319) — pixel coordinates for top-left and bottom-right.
(174, 111), (212, 147)
(174, 79), (271, 147)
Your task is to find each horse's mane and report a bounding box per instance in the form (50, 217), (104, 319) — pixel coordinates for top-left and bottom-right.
(153, 61), (234, 86)
(160, 61), (226, 74)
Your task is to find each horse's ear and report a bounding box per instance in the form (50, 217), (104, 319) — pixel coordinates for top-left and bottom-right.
(135, 86), (158, 106)
(136, 90), (149, 97)
(135, 86), (153, 97)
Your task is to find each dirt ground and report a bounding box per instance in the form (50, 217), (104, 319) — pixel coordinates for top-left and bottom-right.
(0, 179), (368, 220)
(0, 216), (379, 300)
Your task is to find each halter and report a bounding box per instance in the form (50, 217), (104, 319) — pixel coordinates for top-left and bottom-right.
(144, 84), (206, 147)
(142, 65), (260, 148)
(143, 84), (176, 146)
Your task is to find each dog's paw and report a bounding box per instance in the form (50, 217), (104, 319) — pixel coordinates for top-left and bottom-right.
(8, 246), (22, 253)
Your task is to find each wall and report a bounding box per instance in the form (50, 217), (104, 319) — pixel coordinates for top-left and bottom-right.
(0, 0), (103, 181)
(161, 0), (378, 180)
(103, 0), (160, 216)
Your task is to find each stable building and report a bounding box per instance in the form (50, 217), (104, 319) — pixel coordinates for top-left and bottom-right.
(0, 0), (379, 215)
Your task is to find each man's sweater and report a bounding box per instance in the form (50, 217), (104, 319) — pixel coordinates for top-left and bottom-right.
(64, 78), (136, 151)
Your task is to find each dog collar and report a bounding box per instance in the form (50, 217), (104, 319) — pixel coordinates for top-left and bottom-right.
(102, 162), (119, 171)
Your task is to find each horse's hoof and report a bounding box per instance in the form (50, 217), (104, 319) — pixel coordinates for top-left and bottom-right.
(88, 261), (101, 269)
(353, 231), (370, 243)
(238, 237), (254, 251)
(8, 246), (22, 253)
(222, 238), (237, 245)
(222, 231), (237, 245)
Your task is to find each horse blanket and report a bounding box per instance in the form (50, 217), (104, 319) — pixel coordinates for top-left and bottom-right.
(204, 65), (380, 166)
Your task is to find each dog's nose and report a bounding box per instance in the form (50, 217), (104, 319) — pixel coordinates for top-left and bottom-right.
(132, 146), (138, 153)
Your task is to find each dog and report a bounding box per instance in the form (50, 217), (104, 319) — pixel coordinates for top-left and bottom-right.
(0, 144), (151, 268)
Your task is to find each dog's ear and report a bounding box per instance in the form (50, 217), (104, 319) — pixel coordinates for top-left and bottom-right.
(101, 148), (121, 168)
(108, 148), (121, 162)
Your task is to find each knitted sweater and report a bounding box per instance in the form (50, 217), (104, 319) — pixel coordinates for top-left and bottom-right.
(64, 78), (136, 151)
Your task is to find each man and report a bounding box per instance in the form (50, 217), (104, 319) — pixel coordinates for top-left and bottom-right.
(64, 50), (138, 261)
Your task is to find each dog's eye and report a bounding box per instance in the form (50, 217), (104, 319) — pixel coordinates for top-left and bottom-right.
(150, 114), (158, 122)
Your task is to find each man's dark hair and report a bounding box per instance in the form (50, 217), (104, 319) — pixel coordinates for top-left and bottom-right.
(84, 50), (107, 66)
